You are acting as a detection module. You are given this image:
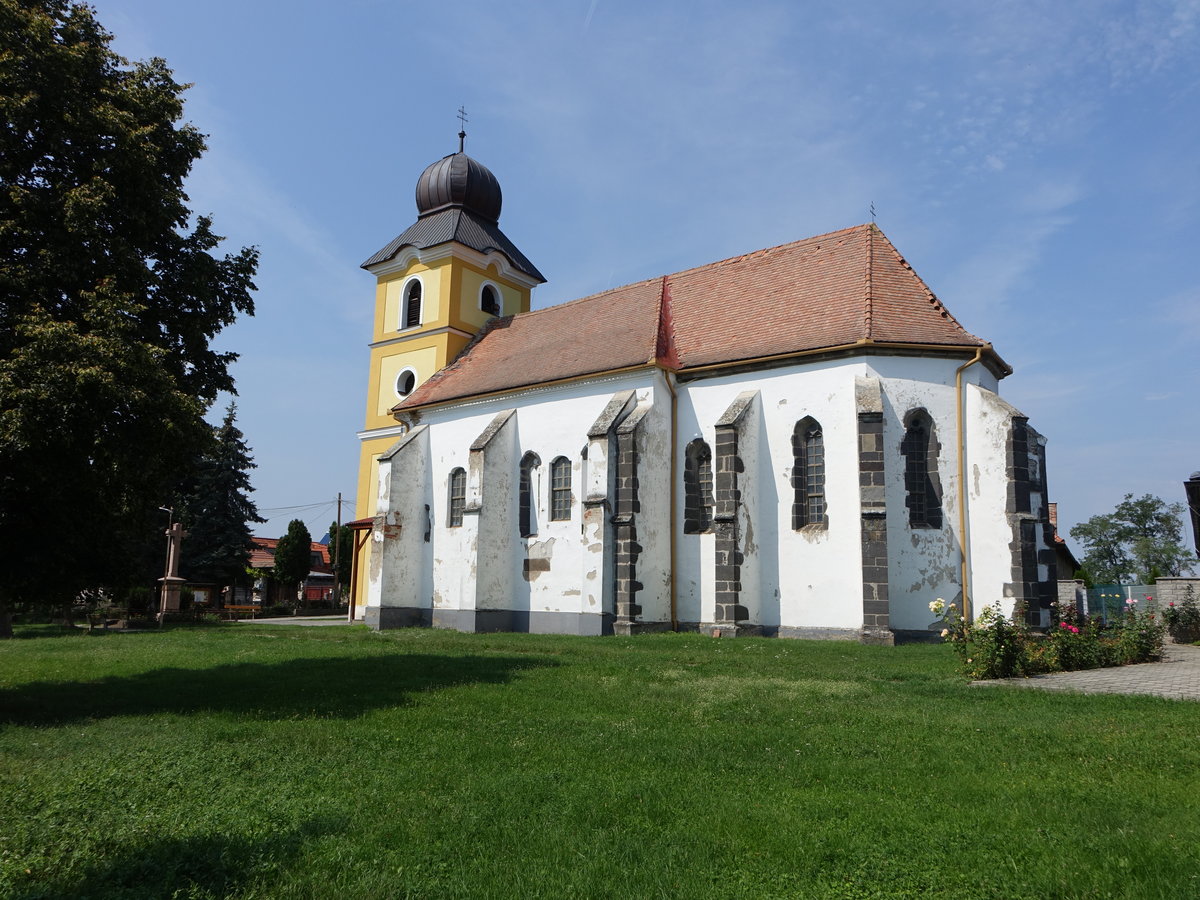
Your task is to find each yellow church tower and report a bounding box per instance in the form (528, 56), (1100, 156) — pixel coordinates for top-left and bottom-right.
(352, 130), (545, 611)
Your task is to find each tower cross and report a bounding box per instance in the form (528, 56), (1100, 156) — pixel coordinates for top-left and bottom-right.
(457, 106), (469, 152)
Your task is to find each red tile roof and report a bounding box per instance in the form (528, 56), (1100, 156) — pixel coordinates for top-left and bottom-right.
(249, 537), (331, 571)
(398, 224), (1002, 411)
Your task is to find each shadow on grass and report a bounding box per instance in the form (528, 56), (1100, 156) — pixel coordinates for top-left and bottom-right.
(8, 624), (100, 640)
(0, 652), (557, 725)
(8, 816), (338, 900)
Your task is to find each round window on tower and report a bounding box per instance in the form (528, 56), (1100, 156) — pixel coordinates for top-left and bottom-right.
(395, 368), (417, 399)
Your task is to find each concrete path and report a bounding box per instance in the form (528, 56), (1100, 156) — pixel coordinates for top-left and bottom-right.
(974, 642), (1200, 701)
(231, 615), (355, 627)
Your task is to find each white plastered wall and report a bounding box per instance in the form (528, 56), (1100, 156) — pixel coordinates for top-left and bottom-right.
(872, 357), (999, 630)
(677, 359), (869, 631)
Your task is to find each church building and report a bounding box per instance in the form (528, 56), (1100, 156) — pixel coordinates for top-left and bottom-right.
(351, 138), (1058, 642)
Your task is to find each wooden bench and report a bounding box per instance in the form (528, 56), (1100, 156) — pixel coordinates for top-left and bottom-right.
(221, 604), (261, 620)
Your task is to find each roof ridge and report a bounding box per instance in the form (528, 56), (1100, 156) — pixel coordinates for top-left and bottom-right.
(654, 275), (681, 368)
(664, 223), (870, 281)
(864, 225), (876, 340)
(518, 224), (873, 321)
(870, 228), (985, 343)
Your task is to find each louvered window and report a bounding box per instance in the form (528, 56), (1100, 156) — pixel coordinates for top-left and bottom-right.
(481, 285), (501, 316)
(404, 280), (422, 329)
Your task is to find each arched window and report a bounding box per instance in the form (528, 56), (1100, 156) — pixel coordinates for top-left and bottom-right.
(402, 279), (422, 329)
(902, 409), (943, 529)
(792, 417), (826, 528)
(683, 439), (714, 534)
(481, 284), (501, 316)
(395, 368), (417, 399)
(550, 456), (572, 521)
(519, 451), (541, 537)
(447, 467), (466, 527)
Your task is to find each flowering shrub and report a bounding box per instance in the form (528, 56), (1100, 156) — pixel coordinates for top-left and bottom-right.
(1163, 587), (1200, 643)
(931, 597), (1165, 679)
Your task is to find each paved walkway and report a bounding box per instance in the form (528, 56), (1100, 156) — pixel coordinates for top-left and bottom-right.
(974, 641), (1200, 701)
(231, 615), (354, 627)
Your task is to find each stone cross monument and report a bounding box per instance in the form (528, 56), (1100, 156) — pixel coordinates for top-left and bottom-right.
(158, 521), (188, 621)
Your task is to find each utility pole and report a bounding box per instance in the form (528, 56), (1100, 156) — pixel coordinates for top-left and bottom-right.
(333, 493), (342, 609)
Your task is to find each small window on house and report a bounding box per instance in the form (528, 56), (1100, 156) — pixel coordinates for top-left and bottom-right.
(447, 467), (466, 527)
(792, 418), (827, 528)
(684, 439), (714, 534)
(481, 284), (501, 316)
(519, 451), (541, 537)
(902, 409), (943, 529)
(550, 456), (572, 521)
(403, 279), (422, 329)
(395, 368), (417, 398)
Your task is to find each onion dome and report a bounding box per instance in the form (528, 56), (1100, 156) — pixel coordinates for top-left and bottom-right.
(415, 152), (502, 223)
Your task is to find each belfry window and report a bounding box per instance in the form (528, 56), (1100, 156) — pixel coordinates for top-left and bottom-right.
(902, 410), (943, 529)
(683, 439), (714, 534)
(550, 456), (572, 521)
(519, 451), (541, 538)
(447, 468), (466, 527)
(481, 284), (501, 316)
(403, 279), (422, 329)
(792, 418), (826, 528)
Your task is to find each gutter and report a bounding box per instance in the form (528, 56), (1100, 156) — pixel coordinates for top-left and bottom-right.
(395, 339), (1007, 419)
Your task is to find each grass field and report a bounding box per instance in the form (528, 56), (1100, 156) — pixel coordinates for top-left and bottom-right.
(0, 624), (1197, 899)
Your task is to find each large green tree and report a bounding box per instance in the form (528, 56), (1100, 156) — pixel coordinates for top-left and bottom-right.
(1070, 493), (1197, 585)
(177, 404), (264, 595)
(272, 519), (312, 607)
(0, 1), (257, 634)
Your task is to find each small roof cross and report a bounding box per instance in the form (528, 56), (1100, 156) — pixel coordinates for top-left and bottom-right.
(457, 106), (469, 152)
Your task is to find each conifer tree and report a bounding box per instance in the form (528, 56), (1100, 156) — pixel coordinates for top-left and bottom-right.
(178, 404), (264, 595)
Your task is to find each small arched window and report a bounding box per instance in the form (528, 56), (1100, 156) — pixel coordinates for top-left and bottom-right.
(549, 456), (572, 521)
(403, 279), (422, 329)
(481, 284), (501, 317)
(902, 409), (942, 529)
(395, 368), (417, 399)
(447, 468), (466, 527)
(792, 418), (826, 528)
(519, 451), (541, 537)
(684, 439), (714, 534)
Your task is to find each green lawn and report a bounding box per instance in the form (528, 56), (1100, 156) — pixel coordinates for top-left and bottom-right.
(0, 625), (1196, 899)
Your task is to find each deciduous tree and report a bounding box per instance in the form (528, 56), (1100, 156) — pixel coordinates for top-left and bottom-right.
(0, 1), (257, 635)
(272, 520), (312, 607)
(1070, 494), (1196, 585)
(326, 521), (353, 599)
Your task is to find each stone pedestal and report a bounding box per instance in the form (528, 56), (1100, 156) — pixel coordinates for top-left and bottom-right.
(159, 575), (185, 616)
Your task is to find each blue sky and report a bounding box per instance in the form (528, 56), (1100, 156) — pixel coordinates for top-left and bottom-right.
(88, 0), (1200, 552)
